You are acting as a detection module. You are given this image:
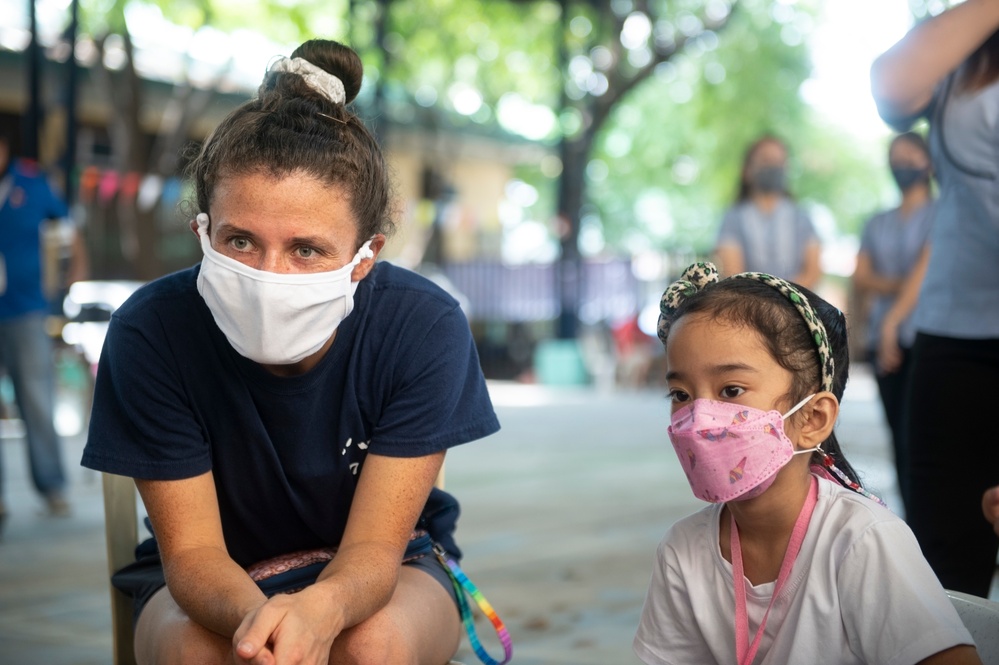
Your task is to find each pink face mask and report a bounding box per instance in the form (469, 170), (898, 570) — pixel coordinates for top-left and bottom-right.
(668, 395), (815, 503)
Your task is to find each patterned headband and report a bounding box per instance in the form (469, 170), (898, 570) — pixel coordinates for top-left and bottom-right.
(657, 262), (835, 392)
(268, 56), (346, 105)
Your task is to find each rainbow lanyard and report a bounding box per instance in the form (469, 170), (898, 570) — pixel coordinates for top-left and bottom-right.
(434, 544), (513, 665)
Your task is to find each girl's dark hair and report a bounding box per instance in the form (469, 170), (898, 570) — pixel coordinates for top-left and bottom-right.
(959, 29), (999, 93)
(185, 39), (395, 248)
(665, 278), (863, 490)
(735, 134), (790, 203)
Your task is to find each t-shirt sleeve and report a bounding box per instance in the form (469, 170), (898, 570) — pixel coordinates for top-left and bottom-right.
(81, 311), (212, 479)
(38, 174), (69, 220)
(858, 213), (878, 255)
(796, 206), (819, 245)
(633, 535), (705, 665)
(837, 519), (974, 665)
(715, 206), (742, 249)
(367, 302), (499, 457)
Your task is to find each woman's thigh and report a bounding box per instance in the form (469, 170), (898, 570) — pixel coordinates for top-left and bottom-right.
(134, 586), (232, 665)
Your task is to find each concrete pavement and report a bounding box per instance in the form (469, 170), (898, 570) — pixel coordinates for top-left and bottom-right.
(0, 363), (994, 664)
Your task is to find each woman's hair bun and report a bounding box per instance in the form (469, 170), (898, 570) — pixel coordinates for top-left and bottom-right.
(287, 39), (363, 104)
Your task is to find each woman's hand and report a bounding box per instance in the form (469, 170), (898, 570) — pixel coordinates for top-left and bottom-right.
(877, 319), (903, 375)
(233, 585), (343, 665)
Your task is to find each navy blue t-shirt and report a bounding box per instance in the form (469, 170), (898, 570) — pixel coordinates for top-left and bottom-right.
(82, 261), (499, 567)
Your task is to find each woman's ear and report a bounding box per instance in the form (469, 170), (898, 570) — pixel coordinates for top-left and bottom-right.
(350, 234), (386, 282)
(798, 391), (839, 450)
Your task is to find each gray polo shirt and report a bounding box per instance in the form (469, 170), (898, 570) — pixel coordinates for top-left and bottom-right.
(913, 74), (999, 339)
(859, 203), (935, 350)
(715, 198), (818, 281)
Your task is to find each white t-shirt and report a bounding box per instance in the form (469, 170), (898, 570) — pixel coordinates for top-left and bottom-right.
(634, 476), (973, 665)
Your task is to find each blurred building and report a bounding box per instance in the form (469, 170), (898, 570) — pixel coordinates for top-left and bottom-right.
(0, 35), (645, 381)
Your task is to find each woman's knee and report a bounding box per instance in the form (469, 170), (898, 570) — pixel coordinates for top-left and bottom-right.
(332, 591), (461, 665)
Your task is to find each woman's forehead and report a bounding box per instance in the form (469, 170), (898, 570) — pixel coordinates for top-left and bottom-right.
(210, 172), (360, 246)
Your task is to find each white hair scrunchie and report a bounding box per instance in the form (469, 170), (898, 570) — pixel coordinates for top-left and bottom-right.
(268, 56), (346, 105)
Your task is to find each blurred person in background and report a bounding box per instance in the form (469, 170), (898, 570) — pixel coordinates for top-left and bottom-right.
(851, 131), (935, 518)
(713, 134), (822, 289)
(872, 0), (999, 598)
(0, 130), (87, 527)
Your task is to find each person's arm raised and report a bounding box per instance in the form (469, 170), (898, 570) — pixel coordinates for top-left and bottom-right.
(871, 0), (999, 121)
(135, 472), (268, 638)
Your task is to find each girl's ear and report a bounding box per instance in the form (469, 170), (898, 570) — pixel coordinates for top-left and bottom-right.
(798, 391), (839, 450)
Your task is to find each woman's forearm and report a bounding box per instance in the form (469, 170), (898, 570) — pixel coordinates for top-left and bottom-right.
(853, 254), (901, 296)
(872, 0), (999, 119)
(163, 547), (268, 638)
(882, 247), (930, 332)
(312, 541), (402, 631)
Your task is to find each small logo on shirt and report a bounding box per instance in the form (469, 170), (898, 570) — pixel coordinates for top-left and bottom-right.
(341, 437), (370, 475)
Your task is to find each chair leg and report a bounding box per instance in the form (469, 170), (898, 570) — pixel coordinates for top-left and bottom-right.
(102, 472), (138, 665)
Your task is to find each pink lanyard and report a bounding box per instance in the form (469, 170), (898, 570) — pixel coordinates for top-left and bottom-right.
(731, 475), (817, 665)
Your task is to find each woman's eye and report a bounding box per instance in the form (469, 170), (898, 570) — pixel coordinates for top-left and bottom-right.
(721, 386), (745, 399)
(229, 237), (252, 252)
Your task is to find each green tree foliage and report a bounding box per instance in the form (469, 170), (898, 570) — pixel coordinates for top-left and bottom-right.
(564, 0), (891, 257)
(66, 0), (895, 273)
(374, 0), (563, 107)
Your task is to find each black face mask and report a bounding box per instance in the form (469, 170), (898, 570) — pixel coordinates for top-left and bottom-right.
(891, 167), (929, 191)
(751, 167), (786, 193)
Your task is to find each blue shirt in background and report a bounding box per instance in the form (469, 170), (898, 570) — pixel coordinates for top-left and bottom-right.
(0, 159), (69, 321)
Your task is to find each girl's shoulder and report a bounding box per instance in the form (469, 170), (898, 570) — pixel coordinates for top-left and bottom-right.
(812, 476), (909, 545)
(658, 503), (724, 561)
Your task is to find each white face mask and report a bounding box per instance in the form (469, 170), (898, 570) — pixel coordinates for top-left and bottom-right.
(194, 213), (374, 365)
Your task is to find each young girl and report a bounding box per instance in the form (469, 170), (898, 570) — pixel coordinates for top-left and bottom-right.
(633, 262), (979, 665)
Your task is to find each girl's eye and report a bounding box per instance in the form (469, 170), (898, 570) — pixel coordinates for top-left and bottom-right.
(721, 386), (745, 399)
(668, 389), (690, 403)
